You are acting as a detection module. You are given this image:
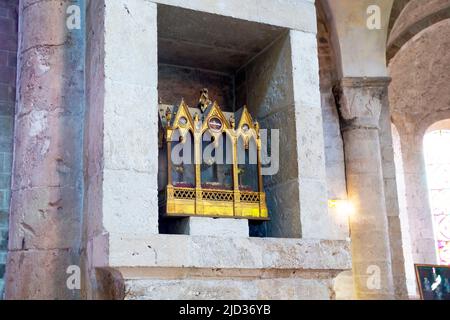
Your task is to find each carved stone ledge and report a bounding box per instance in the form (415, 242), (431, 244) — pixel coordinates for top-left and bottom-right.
(92, 234), (352, 299)
(93, 233), (352, 271)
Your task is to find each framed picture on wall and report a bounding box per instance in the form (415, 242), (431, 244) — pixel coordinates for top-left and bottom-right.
(415, 264), (450, 300)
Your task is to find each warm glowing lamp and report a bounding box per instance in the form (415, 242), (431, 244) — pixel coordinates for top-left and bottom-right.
(328, 199), (355, 217)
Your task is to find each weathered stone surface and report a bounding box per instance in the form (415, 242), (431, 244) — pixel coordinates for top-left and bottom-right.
(8, 186), (82, 250)
(246, 35), (294, 118)
(264, 180), (301, 238)
(323, 0), (393, 77)
(242, 30), (332, 240)
(12, 113), (83, 190)
(185, 218), (249, 237)
(83, 0), (160, 299)
(5, 0), (446, 302)
(391, 124), (417, 298)
(333, 271), (356, 300)
(103, 80), (157, 173)
(84, 2), (160, 289)
(298, 178), (332, 239)
(291, 30), (333, 240)
(99, 234), (352, 271)
(389, 20), (450, 277)
(317, 9), (349, 241)
(158, 65), (234, 110)
(398, 134), (438, 265)
(84, 0), (106, 244)
(113, 234), (350, 300)
(102, 170), (159, 237)
(6, 0), (85, 300)
(0, 0), (18, 300)
(6, 249), (81, 300)
(387, 0), (450, 60)
(20, 0), (72, 51)
(100, 0), (159, 236)
(333, 271), (355, 300)
(104, 0), (158, 88)
(258, 107), (298, 188)
(336, 78), (396, 299)
(291, 30), (321, 108)
(390, 19), (450, 121)
(124, 277), (333, 300)
(151, 0), (317, 33)
(239, 33), (300, 238)
(157, 5), (287, 75)
(17, 47), (84, 117)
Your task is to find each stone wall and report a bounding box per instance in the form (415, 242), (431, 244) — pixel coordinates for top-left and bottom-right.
(84, 0), (352, 300)
(236, 28), (335, 240)
(317, 3), (349, 240)
(84, 0), (160, 298)
(0, 0), (17, 298)
(158, 65), (235, 111)
(379, 90), (408, 299)
(391, 124), (417, 297)
(389, 19), (450, 268)
(3, 0), (354, 299)
(241, 33), (303, 238)
(387, 0), (450, 61)
(101, 234), (352, 300)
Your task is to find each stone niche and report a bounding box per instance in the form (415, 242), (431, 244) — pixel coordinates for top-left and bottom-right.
(86, 0), (351, 300)
(157, 4), (311, 239)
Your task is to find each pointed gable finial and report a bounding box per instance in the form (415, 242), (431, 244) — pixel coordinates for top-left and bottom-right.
(229, 115), (235, 129)
(165, 107), (172, 123)
(198, 88), (211, 113)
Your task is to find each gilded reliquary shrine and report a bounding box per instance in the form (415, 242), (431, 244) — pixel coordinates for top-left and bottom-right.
(158, 90), (268, 220)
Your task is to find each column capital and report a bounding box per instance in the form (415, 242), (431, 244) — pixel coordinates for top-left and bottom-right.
(333, 77), (391, 130)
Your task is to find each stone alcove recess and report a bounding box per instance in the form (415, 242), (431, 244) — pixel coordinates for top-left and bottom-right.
(84, 0), (351, 299)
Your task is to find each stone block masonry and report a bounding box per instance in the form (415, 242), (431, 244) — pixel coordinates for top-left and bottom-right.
(0, 0), (18, 299)
(82, 0), (352, 300)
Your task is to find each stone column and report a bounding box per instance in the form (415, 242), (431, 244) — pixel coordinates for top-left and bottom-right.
(378, 95), (408, 299)
(334, 77), (395, 299)
(6, 0), (85, 299)
(398, 126), (438, 265)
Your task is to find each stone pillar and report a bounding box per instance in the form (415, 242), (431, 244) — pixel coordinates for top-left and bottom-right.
(290, 30), (332, 240)
(6, 0), (85, 299)
(391, 123), (417, 297)
(378, 95), (408, 299)
(84, 0), (160, 298)
(398, 126), (438, 265)
(334, 77), (395, 299)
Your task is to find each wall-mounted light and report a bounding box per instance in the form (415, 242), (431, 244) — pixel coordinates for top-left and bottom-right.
(329, 199), (354, 239)
(328, 199), (355, 217)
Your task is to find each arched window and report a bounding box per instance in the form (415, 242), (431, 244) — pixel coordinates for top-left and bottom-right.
(201, 132), (233, 190)
(237, 136), (259, 192)
(171, 130), (195, 188)
(424, 120), (450, 265)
